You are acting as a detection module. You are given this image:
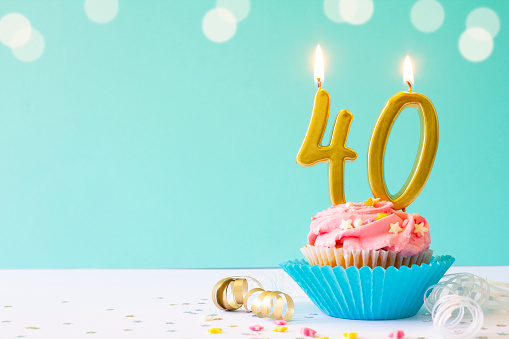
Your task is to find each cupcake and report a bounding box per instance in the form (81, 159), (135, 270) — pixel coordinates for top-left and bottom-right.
(301, 198), (433, 268)
(280, 198), (455, 320)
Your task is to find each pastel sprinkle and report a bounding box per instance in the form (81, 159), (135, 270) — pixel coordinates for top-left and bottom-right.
(414, 222), (429, 237)
(388, 330), (405, 338)
(340, 219), (353, 230)
(249, 325), (264, 331)
(389, 222), (403, 234)
(364, 197), (378, 206)
(201, 316), (213, 321)
(346, 202), (354, 207)
(343, 333), (358, 339)
(208, 328), (222, 334)
(316, 337), (329, 339)
(301, 327), (317, 337)
(376, 213), (387, 220)
(353, 219), (363, 227)
(273, 320), (287, 325)
(274, 326), (288, 332)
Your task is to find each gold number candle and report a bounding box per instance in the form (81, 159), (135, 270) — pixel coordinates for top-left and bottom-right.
(368, 56), (439, 210)
(297, 45), (357, 205)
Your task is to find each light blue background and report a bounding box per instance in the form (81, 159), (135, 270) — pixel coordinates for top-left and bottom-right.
(0, 1), (507, 268)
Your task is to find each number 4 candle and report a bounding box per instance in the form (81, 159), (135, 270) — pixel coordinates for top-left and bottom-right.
(296, 45), (357, 205)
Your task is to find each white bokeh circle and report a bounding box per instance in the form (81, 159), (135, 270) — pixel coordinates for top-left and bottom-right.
(12, 29), (44, 62)
(216, 0), (250, 22)
(323, 0), (344, 23)
(339, 0), (374, 25)
(85, 0), (119, 24)
(459, 27), (493, 62)
(410, 0), (444, 33)
(0, 13), (32, 48)
(202, 8), (237, 43)
(466, 7), (500, 38)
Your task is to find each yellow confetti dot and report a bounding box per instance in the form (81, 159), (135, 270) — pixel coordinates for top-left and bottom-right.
(316, 337), (330, 339)
(376, 213), (387, 220)
(208, 328), (222, 334)
(343, 332), (358, 339)
(274, 326), (288, 332)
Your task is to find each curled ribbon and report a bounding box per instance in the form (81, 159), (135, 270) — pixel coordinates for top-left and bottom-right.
(424, 273), (509, 339)
(212, 276), (294, 321)
(486, 279), (509, 314)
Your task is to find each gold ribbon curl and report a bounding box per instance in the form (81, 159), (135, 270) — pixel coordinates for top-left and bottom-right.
(212, 276), (294, 321)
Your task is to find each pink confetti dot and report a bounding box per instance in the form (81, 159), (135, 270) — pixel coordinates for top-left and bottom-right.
(249, 325), (263, 331)
(273, 320), (287, 325)
(301, 327), (317, 337)
(388, 330), (405, 338)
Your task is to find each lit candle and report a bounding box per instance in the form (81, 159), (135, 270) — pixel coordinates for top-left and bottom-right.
(297, 45), (357, 205)
(367, 56), (439, 210)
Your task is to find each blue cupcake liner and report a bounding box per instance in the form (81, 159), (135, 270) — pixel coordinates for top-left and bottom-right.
(280, 255), (455, 320)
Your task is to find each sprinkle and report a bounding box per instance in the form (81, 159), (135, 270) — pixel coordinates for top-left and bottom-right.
(274, 326), (288, 332)
(389, 222), (403, 234)
(249, 325), (264, 331)
(208, 328), (222, 334)
(273, 320), (287, 325)
(2, 320), (11, 323)
(26, 327), (40, 330)
(212, 318), (222, 320)
(86, 331), (96, 334)
(498, 333), (508, 336)
(228, 325), (238, 327)
(497, 324), (508, 327)
(165, 322), (175, 324)
(340, 219), (353, 230)
(316, 337), (330, 339)
(123, 329), (133, 332)
(106, 308), (115, 311)
(343, 333), (358, 339)
(364, 197), (379, 207)
(388, 330), (405, 338)
(201, 316), (214, 321)
(346, 202), (354, 207)
(414, 222), (429, 237)
(301, 327), (316, 337)
(376, 213), (387, 220)
(353, 219), (363, 227)
(125, 315), (135, 318)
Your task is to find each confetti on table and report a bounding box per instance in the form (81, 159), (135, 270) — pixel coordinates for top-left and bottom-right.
(106, 309), (115, 311)
(26, 326), (40, 330)
(133, 320), (142, 323)
(2, 320), (11, 323)
(249, 325), (264, 331)
(125, 315), (135, 317)
(498, 334), (509, 336)
(344, 333), (358, 339)
(316, 337), (329, 339)
(123, 329), (133, 331)
(165, 322), (175, 324)
(201, 316), (214, 321)
(208, 328), (222, 334)
(274, 326), (287, 332)
(498, 324), (508, 327)
(3, 306), (12, 308)
(86, 331), (97, 334)
(62, 323), (72, 325)
(388, 330), (405, 338)
(301, 327), (316, 337)
(273, 320), (287, 325)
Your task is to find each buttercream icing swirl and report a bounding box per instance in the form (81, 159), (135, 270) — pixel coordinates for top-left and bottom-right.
(307, 200), (431, 257)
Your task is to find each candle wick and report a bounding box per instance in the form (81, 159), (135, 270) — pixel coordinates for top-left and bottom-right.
(317, 78), (322, 90)
(406, 81), (412, 93)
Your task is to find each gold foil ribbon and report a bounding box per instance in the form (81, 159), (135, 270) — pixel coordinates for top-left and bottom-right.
(212, 276), (294, 321)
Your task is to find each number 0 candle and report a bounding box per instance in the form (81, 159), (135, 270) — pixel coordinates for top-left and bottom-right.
(367, 56), (439, 210)
(297, 45), (357, 205)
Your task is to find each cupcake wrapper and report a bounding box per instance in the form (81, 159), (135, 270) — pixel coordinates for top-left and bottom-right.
(280, 255), (455, 320)
(301, 245), (433, 269)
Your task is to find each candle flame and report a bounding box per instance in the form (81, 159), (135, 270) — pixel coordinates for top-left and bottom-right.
(404, 55), (414, 87)
(314, 45), (324, 85)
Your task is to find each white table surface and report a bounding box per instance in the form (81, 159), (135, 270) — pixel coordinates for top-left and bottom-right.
(0, 266), (508, 339)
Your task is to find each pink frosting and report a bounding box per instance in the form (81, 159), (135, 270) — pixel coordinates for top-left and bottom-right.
(307, 201), (431, 257)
